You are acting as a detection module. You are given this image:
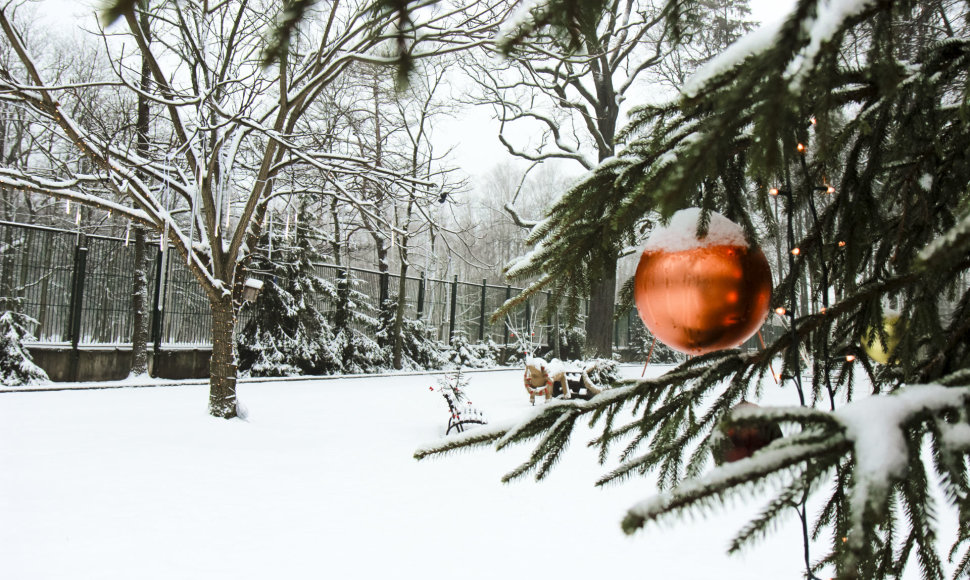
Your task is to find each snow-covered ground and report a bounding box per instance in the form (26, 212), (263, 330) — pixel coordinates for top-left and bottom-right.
(0, 365), (903, 579)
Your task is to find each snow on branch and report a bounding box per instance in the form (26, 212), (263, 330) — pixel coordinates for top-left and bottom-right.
(0, 169), (150, 224)
(619, 383), (970, 551)
(917, 207), (970, 270)
(682, 0), (879, 98)
(835, 384), (970, 548)
(621, 438), (847, 534)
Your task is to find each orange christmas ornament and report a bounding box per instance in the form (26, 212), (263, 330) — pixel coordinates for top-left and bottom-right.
(634, 209), (772, 355)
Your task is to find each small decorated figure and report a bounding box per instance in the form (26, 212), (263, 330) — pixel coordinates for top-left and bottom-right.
(523, 356), (605, 404)
(524, 356), (553, 405)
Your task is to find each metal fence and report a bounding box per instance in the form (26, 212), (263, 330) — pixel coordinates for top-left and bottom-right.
(0, 220), (614, 352)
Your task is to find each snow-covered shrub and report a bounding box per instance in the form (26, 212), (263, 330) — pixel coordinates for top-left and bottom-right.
(331, 273), (387, 373)
(580, 358), (619, 387)
(629, 319), (680, 364)
(237, 227), (340, 377)
(557, 325), (586, 360)
(375, 297), (444, 370)
(443, 334), (504, 368)
(0, 303), (48, 386)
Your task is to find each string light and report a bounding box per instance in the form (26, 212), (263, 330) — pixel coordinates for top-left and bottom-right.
(820, 307), (827, 314)
(797, 143), (806, 153)
(810, 116), (818, 126)
(769, 187), (780, 196)
(838, 241), (846, 248)
(845, 355), (856, 362)
(775, 307), (788, 316)
(791, 247), (801, 255)
(826, 185), (836, 194)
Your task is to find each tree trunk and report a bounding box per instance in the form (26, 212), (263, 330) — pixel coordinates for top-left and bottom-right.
(585, 248), (617, 358)
(130, 4), (152, 376)
(392, 255), (408, 369)
(129, 227), (150, 375)
(209, 294), (238, 418)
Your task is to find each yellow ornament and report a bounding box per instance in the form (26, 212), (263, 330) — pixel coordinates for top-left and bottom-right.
(861, 314), (901, 364)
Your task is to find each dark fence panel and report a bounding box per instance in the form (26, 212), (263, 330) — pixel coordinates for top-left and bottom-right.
(161, 254), (211, 345)
(1, 220), (653, 355)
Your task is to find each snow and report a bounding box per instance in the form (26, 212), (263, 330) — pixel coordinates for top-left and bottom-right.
(2, 365), (830, 580)
(683, 0), (877, 96)
(494, 0), (548, 49)
(919, 207), (970, 265)
(643, 208), (748, 252)
(785, 0), (876, 90)
(683, 18), (785, 98)
(919, 173), (934, 191)
(834, 384), (970, 546)
(940, 421), (970, 451)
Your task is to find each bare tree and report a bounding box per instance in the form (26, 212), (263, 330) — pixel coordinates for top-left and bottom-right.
(388, 58), (463, 368)
(0, 0), (495, 417)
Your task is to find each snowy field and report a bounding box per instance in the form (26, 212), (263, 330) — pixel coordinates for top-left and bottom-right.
(0, 365), (936, 579)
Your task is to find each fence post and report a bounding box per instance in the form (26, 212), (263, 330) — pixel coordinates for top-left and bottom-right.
(379, 270), (389, 307)
(67, 235), (88, 382)
(148, 247), (168, 377)
(614, 312), (620, 349)
(478, 278), (487, 342)
(501, 285), (511, 360)
(448, 274), (458, 344)
(629, 309), (635, 349)
(416, 272), (425, 319)
(551, 292), (561, 359)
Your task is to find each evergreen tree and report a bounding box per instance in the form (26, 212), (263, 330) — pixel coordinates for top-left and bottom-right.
(237, 212), (340, 377)
(332, 269), (387, 374)
(375, 296), (445, 370)
(418, 1), (970, 579)
(0, 299), (48, 386)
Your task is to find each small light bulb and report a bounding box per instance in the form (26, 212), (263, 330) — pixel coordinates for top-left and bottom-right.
(820, 307), (827, 314)
(826, 185), (836, 194)
(797, 143), (806, 153)
(810, 117), (818, 126)
(791, 247), (801, 255)
(769, 187), (780, 196)
(838, 240), (846, 248)
(775, 307), (787, 316)
(846, 355), (856, 362)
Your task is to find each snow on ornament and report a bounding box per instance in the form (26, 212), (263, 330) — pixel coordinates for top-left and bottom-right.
(634, 209), (772, 355)
(861, 313), (902, 364)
